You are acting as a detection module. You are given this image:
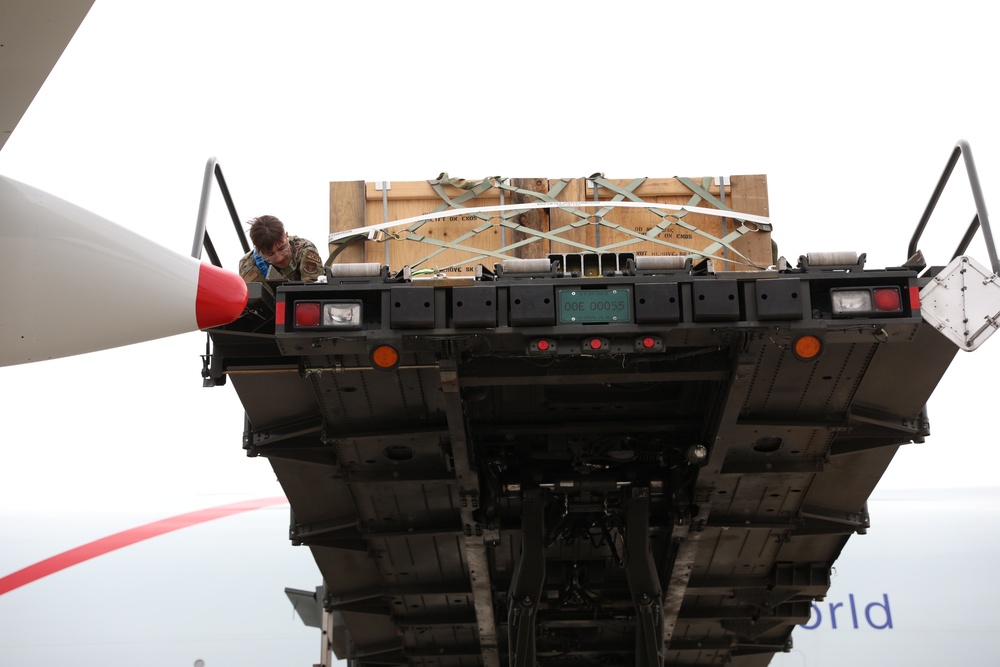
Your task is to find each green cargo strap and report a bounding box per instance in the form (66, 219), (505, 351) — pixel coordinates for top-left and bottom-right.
(586, 175), (648, 225)
(585, 174), (753, 267)
(675, 176), (768, 267)
(410, 176), (587, 269)
(420, 173), (498, 226)
(401, 174), (499, 268)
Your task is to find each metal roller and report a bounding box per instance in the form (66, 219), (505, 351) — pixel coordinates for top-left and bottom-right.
(501, 259), (553, 273)
(805, 251), (859, 266)
(326, 262), (383, 277)
(634, 255), (689, 270)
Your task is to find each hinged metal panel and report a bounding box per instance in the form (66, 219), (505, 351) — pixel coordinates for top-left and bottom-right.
(920, 255), (1000, 350)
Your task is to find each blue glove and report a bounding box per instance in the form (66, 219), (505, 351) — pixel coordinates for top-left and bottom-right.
(253, 251), (269, 275)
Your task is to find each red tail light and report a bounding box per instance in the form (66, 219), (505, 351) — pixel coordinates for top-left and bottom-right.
(294, 302), (321, 327)
(873, 288), (901, 311)
(528, 338), (557, 354)
(831, 287), (904, 317)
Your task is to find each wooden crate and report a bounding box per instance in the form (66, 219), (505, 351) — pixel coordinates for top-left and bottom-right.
(328, 174), (771, 274)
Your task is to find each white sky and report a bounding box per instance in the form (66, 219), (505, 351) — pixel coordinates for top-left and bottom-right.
(1, 0), (999, 664)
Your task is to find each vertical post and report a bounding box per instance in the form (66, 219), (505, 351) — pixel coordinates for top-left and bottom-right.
(439, 361), (501, 667)
(959, 140), (999, 274)
(625, 488), (664, 667)
(508, 489), (546, 667)
(593, 178), (601, 248)
(191, 157), (218, 259)
(381, 182), (391, 267)
(319, 606), (334, 667)
(329, 181), (368, 264)
(718, 176), (729, 265)
(510, 178), (549, 259)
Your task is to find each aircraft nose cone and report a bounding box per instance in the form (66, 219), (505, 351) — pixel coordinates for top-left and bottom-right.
(196, 263), (249, 329)
(1, 174), (253, 365)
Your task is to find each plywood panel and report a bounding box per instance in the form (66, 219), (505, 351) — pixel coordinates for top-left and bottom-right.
(366, 187), (504, 275)
(329, 180), (367, 264)
(729, 174), (773, 269)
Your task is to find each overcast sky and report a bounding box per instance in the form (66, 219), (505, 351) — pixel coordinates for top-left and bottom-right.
(1, 1), (999, 665)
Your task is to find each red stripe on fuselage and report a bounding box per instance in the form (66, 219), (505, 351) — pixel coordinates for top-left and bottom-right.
(0, 497), (288, 596)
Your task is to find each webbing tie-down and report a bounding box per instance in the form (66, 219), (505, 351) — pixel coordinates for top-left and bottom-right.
(352, 174), (769, 270)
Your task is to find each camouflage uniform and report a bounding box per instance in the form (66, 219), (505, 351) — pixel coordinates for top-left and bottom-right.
(239, 235), (324, 284)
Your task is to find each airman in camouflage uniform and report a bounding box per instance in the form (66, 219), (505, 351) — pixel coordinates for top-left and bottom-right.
(239, 215), (324, 284)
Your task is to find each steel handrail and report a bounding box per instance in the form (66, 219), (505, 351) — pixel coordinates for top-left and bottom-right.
(908, 140), (998, 274)
(191, 157), (249, 264)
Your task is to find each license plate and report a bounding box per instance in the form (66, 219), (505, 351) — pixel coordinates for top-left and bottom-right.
(558, 288), (632, 323)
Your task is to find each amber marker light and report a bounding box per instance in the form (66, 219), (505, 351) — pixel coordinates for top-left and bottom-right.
(792, 334), (824, 361)
(370, 344), (401, 371)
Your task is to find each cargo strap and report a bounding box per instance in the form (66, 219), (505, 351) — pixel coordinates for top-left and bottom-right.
(425, 173), (499, 222)
(411, 175), (580, 269)
(676, 176), (770, 265)
(589, 175), (756, 268)
(585, 175), (754, 267)
(444, 177), (669, 269)
(407, 174), (504, 268)
(361, 174), (770, 270)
